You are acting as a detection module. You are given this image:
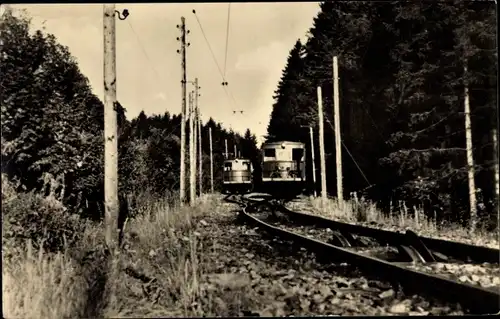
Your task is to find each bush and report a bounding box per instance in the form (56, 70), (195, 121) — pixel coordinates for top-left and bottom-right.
(2, 174), (86, 255)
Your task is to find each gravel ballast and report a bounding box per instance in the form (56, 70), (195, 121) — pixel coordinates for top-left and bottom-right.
(190, 200), (466, 316)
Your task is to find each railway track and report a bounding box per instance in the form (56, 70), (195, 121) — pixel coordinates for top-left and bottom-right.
(224, 193), (500, 314)
(275, 203), (499, 264)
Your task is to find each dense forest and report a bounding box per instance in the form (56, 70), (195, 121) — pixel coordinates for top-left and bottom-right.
(1, 8), (259, 222)
(266, 1), (498, 228)
(1, 2), (497, 231)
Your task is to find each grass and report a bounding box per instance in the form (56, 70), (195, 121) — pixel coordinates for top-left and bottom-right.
(2, 240), (88, 319)
(106, 193), (227, 317)
(302, 195), (498, 248)
(2, 204), (107, 319)
(2, 187), (238, 318)
(4, 182), (496, 318)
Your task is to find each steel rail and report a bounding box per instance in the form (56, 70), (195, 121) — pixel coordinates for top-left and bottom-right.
(237, 204), (500, 314)
(275, 205), (500, 264)
(240, 194), (498, 264)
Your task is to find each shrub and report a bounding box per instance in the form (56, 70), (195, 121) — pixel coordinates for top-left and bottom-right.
(2, 174), (85, 255)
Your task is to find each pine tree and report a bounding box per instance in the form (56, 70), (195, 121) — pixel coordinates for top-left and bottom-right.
(263, 1), (497, 226)
(267, 39), (308, 142)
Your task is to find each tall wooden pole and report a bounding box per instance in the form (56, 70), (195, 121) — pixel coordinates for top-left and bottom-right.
(317, 86), (327, 205)
(193, 78), (199, 196)
(193, 104), (197, 197)
(103, 4), (118, 250)
(495, 95), (500, 239)
(178, 17), (187, 205)
(225, 139), (228, 159)
(198, 112), (203, 195)
(309, 126), (317, 197)
(234, 144), (237, 159)
(464, 65), (477, 233)
(333, 56), (343, 201)
(492, 128), (499, 222)
(209, 127), (214, 193)
(189, 91), (195, 205)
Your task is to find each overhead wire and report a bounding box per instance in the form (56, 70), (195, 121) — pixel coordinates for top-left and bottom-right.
(323, 117), (372, 187)
(126, 18), (169, 101)
(286, 32), (385, 141)
(223, 3), (231, 77)
(192, 9), (239, 109)
(126, 18), (188, 137)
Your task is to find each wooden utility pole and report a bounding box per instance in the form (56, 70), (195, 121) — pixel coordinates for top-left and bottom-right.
(193, 106), (197, 199)
(193, 78), (202, 195)
(103, 4), (119, 250)
(309, 126), (317, 197)
(189, 91), (196, 205)
(177, 17), (188, 204)
(193, 100), (197, 197)
(464, 65), (477, 233)
(193, 79), (199, 196)
(317, 86), (327, 205)
(495, 114), (500, 239)
(234, 145), (237, 159)
(225, 139), (228, 159)
(209, 127), (214, 193)
(332, 56), (343, 202)
(492, 128), (499, 216)
(198, 111), (203, 195)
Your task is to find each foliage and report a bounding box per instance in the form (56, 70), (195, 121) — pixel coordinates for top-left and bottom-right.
(241, 128), (261, 181)
(0, 9), (258, 317)
(2, 174), (86, 255)
(119, 112), (255, 198)
(267, 39), (310, 142)
(1, 8), (258, 218)
(1, 8), (106, 219)
(265, 1), (497, 226)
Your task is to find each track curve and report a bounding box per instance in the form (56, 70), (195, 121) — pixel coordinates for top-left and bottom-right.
(226, 193), (500, 314)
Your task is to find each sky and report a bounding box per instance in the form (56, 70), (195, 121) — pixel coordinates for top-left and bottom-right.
(8, 3), (321, 145)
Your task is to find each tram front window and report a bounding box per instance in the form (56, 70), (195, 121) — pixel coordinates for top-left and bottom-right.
(292, 148), (304, 161)
(264, 149), (276, 158)
(243, 162), (251, 171)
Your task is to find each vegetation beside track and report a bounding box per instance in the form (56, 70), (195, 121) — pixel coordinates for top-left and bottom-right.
(286, 196), (499, 249)
(2, 187), (237, 318)
(241, 199), (499, 314)
(2, 188), (469, 317)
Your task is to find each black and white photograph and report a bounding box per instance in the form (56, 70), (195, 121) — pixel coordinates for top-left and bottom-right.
(1, 1), (498, 317)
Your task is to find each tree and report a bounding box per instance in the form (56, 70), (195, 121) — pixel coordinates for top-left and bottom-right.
(267, 39), (309, 142)
(378, 1), (497, 225)
(1, 8), (107, 218)
(264, 1), (497, 227)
